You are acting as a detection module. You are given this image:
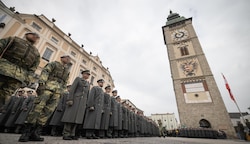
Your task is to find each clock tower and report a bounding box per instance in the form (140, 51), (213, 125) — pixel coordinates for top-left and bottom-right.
(162, 11), (236, 137)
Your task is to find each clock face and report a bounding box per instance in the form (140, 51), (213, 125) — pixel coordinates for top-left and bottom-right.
(171, 28), (189, 41)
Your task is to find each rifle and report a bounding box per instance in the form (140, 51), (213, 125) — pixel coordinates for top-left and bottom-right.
(0, 37), (14, 58)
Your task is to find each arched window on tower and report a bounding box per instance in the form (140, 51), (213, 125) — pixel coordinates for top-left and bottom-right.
(199, 119), (211, 128)
(180, 46), (189, 56)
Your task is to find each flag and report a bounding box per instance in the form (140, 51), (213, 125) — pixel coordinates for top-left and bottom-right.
(222, 73), (235, 102)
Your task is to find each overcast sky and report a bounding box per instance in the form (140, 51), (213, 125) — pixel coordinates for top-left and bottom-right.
(2, 0), (250, 120)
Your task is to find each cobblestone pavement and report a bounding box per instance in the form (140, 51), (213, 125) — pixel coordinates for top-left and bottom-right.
(0, 133), (249, 144)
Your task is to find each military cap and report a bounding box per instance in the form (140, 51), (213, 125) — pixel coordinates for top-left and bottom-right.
(81, 70), (90, 75)
(25, 32), (40, 38)
(115, 95), (120, 99)
(112, 90), (117, 93)
(28, 83), (38, 90)
(61, 54), (70, 58)
(97, 79), (104, 83)
(105, 85), (111, 90)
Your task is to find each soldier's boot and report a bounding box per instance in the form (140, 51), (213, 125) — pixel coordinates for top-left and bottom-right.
(29, 124), (44, 141)
(18, 124), (32, 142)
(125, 131), (129, 138)
(50, 126), (56, 136)
(92, 130), (100, 139)
(113, 130), (118, 138)
(4, 128), (10, 133)
(118, 130), (124, 138)
(86, 130), (92, 139)
(106, 129), (112, 138)
(15, 125), (22, 134)
(99, 130), (105, 138)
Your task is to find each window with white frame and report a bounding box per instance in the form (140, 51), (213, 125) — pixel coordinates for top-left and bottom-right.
(31, 22), (42, 32)
(42, 48), (53, 61)
(0, 14), (7, 23)
(71, 51), (76, 57)
(51, 36), (59, 44)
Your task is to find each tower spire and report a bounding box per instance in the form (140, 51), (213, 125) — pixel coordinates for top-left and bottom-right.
(165, 11), (186, 26)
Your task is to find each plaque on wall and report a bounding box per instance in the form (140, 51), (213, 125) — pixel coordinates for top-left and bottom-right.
(181, 80), (212, 103)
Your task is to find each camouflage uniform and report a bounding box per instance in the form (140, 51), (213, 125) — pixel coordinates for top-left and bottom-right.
(26, 61), (70, 126)
(0, 37), (40, 107)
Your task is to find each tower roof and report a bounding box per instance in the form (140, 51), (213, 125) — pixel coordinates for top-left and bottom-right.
(165, 10), (187, 26)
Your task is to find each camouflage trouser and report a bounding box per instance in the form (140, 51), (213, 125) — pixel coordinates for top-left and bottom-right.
(0, 75), (22, 107)
(26, 89), (60, 126)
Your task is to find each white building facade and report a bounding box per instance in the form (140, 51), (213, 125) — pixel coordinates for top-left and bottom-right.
(150, 113), (178, 130)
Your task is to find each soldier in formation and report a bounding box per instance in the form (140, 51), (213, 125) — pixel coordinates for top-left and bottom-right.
(121, 101), (129, 137)
(116, 96), (123, 137)
(15, 87), (37, 134)
(4, 88), (28, 133)
(49, 85), (71, 136)
(83, 79), (105, 139)
(0, 86), (160, 141)
(61, 70), (90, 140)
(18, 54), (71, 142)
(108, 90), (119, 138)
(0, 32), (160, 142)
(0, 88), (24, 131)
(0, 87), (36, 133)
(0, 32), (40, 107)
(99, 85), (112, 138)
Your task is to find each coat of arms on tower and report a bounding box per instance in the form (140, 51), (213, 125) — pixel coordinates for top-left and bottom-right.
(180, 59), (198, 77)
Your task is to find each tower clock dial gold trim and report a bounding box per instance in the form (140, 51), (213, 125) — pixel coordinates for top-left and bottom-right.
(171, 28), (189, 41)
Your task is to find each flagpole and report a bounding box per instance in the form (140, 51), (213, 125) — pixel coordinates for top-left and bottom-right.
(221, 73), (247, 125)
(233, 99), (246, 125)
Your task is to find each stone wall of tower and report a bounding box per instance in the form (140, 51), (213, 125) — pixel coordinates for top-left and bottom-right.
(162, 14), (236, 138)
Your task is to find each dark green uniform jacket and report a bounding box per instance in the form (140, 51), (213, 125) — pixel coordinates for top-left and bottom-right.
(83, 86), (104, 129)
(61, 77), (90, 124)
